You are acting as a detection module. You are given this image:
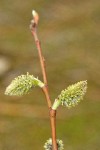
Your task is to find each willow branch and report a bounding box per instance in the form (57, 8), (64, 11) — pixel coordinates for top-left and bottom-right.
(30, 10), (58, 150)
(31, 30), (51, 108)
(50, 109), (58, 150)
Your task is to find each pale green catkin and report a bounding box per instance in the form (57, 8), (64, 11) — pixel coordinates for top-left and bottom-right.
(5, 72), (44, 96)
(52, 80), (87, 109)
(58, 80), (87, 108)
(44, 138), (64, 150)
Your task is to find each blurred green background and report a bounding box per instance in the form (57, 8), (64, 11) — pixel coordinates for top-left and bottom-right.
(0, 0), (100, 150)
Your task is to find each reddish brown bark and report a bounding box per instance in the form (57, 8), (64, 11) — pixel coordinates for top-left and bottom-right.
(31, 28), (58, 150)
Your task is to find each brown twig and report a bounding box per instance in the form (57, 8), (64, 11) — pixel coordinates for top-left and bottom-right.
(50, 109), (58, 150)
(30, 12), (58, 150)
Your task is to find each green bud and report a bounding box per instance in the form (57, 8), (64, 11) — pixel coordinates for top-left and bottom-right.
(5, 72), (44, 96)
(44, 138), (64, 150)
(52, 80), (87, 109)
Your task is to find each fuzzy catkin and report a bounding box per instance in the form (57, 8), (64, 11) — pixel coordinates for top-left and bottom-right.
(57, 80), (87, 108)
(44, 138), (64, 150)
(5, 72), (44, 96)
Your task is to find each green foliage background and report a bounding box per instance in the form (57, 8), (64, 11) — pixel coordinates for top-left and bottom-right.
(0, 0), (100, 149)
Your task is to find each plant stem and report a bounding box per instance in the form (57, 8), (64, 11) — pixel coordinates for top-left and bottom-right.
(31, 27), (58, 150)
(50, 109), (58, 150)
(31, 29), (51, 108)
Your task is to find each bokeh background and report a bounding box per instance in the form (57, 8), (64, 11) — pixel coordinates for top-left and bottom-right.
(0, 0), (100, 150)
